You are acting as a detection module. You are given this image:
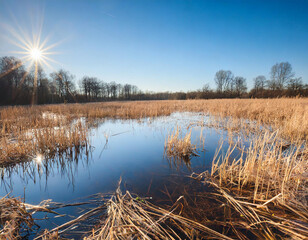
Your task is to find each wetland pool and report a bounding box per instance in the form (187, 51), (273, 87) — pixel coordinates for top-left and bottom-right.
(0, 112), (245, 237)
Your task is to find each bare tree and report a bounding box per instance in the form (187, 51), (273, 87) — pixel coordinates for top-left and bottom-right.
(131, 85), (139, 96)
(50, 69), (75, 102)
(100, 82), (108, 98)
(117, 83), (123, 99)
(214, 70), (233, 93)
(124, 84), (132, 99)
(253, 75), (266, 91)
(270, 62), (294, 90)
(109, 81), (117, 99)
(0, 56), (25, 104)
(233, 76), (247, 97)
(91, 78), (101, 98)
(81, 76), (90, 99)
(202, 83), (210, 93)
(288, 77), (303, 91)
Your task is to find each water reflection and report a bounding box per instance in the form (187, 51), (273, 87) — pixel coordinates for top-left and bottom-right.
(0, 112), (256, 239)
(0, 146), (90, 194)
(0, 112), (242, 219)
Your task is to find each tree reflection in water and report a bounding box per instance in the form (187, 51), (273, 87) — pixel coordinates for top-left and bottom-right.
(0, 145), (91, 194)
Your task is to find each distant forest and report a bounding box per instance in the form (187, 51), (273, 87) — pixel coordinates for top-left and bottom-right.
(0, 56), (307, 105)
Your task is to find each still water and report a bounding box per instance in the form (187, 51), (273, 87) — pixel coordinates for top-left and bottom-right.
(0, 112), (241, 237)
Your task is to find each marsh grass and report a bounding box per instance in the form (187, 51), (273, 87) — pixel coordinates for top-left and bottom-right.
(0, 98), (307, 239)
(44, 180), (231, 240)
(188, 129), (308, 239)
(33, 179), (232, 240)
(81, 179), (233, 240)
(164, 127), (198, 169)
(0, 111), (88, 166)
(0, 196), (34, 239)
(210, 131), (307, 204)
(0, 196), (58, 239)
(1, 98), (307, 164)
(206, 181), (308, 239)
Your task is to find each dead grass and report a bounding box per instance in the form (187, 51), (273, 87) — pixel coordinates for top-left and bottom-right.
(208, 181), (308, 239)
(164, 127), (198, 169)
(1, 98), (307, 135)
(37, 179), (232, 240)
(185, 129), (308, 239)
(210, 131), (307, 204)
(0, 98), (307, 238)
(35, 173), (308, 239)
(0, 196), (34, 239)
(0, 110), (88, 166)
(0, 196), (56, 239)
(0, 98), (307, 164)
(84, 186), (233, 240)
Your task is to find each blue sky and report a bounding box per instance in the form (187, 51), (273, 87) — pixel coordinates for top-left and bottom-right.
(0, 0), (307, 91)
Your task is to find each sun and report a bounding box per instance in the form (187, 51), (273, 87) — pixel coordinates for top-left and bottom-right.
(2, 10), (62, 105)
(2, 18), (63, 104)
(30, 48), (42, 61)
(4, 20), (61, 71)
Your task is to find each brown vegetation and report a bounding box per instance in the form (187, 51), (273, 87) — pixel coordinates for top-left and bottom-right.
(211, 131), (307, 204)
(203, 130), (308, 239)
(0, 98), (307, 239)
(164, 127), (198, 168)
(0, 196), (56, 239)
(0, 108), (88, 166)
(1, 98), (307, 164)
(0, 196), (34, 239)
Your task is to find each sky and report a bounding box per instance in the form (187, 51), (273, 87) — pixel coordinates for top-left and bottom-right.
(0, 0), (307, 92)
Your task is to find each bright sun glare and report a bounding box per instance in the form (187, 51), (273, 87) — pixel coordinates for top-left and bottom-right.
(30, 48), (42, 61)
(4, 17), (61, 71)
(3, 13), (62, 104)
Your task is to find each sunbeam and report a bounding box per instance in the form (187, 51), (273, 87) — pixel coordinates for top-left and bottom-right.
(1, 13), (61, 105)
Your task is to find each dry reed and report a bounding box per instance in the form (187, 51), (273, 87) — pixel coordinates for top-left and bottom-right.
(0, 196), (57, 239)
(84, 179), (232, 240)
(0, 111), (88, 166)
(188, 129), (308, 239)
(1, 98), (307, 164)
(164, 127), (198, 167)
(0, 196), (34, 239)
(211, 131), (307, 204)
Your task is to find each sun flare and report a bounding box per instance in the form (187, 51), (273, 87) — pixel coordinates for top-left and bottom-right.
(3, 16), (62, 104)
(4, 18), (61, 72)
(30, 48), (42, 61)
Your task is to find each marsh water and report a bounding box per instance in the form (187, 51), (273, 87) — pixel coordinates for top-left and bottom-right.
(0, 112), (244, 237)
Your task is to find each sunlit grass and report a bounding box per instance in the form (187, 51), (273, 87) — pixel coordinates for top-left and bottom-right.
(0, 98), (307, 239)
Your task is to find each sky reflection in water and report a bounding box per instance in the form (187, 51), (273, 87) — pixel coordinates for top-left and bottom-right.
(0, 112), (240, 234)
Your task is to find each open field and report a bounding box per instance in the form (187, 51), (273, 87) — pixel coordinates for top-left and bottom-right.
(0, 98), (307, 239)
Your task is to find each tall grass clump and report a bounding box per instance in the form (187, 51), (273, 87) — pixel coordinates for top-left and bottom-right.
(211, 131), (307, 204)
(164, 127), (198, 166)
(204, 130), (308, 239)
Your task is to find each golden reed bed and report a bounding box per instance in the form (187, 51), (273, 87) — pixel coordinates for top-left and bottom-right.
(1, 97), (308, 136)
(0, 98), (307, 239)
(0, 98), (307, 165)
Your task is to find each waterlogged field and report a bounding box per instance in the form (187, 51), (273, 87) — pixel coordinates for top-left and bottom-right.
(0, 99), (307, 239)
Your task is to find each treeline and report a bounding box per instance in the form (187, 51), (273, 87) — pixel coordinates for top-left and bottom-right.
(0, 56), (143, 105)
(0, 56), (307, 105)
